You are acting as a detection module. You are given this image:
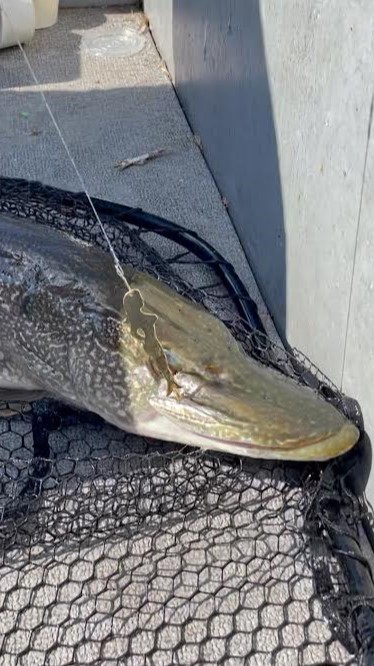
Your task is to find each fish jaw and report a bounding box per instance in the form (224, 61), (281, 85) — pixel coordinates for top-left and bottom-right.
(190, 421), (360, 461)
(131, 410), (359, 462)
(146, 373), (360, 462)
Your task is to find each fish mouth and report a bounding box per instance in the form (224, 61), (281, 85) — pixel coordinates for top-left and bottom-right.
(187, 421), (360, 462)
(149, 391), (361, 462)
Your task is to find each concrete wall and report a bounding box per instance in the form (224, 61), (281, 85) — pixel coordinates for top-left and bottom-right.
(60, 1), (136, 7)
(144, 0), (374, 504)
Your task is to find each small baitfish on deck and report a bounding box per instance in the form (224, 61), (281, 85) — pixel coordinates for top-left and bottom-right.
(0, 214), (359, 461)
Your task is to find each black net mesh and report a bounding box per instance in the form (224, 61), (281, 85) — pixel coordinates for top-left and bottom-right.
(0, 177), (373, 666)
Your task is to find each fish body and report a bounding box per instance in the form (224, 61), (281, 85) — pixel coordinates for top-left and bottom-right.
(0, 215), (359, 461)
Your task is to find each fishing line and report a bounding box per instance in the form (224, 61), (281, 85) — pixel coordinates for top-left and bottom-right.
(340, 92), (373, 391)
(0, 1), (130, 292)
(0, 2), (178, 391)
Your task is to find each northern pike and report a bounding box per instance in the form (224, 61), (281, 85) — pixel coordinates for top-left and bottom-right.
(0, 215), (359, 461)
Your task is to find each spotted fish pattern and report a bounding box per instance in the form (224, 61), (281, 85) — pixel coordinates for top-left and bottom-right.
(0, 214), (360, 461)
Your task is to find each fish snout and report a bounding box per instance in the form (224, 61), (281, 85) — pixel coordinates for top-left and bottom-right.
(149, 373), (360, 461)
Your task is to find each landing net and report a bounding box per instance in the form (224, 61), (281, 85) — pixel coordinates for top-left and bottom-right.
(0, 177), (373, 666)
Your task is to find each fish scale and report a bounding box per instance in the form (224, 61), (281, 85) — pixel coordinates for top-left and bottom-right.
(0, 214), (360, 461)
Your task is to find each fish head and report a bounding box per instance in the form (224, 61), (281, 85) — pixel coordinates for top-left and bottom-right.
(127, 272), (360, 461)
